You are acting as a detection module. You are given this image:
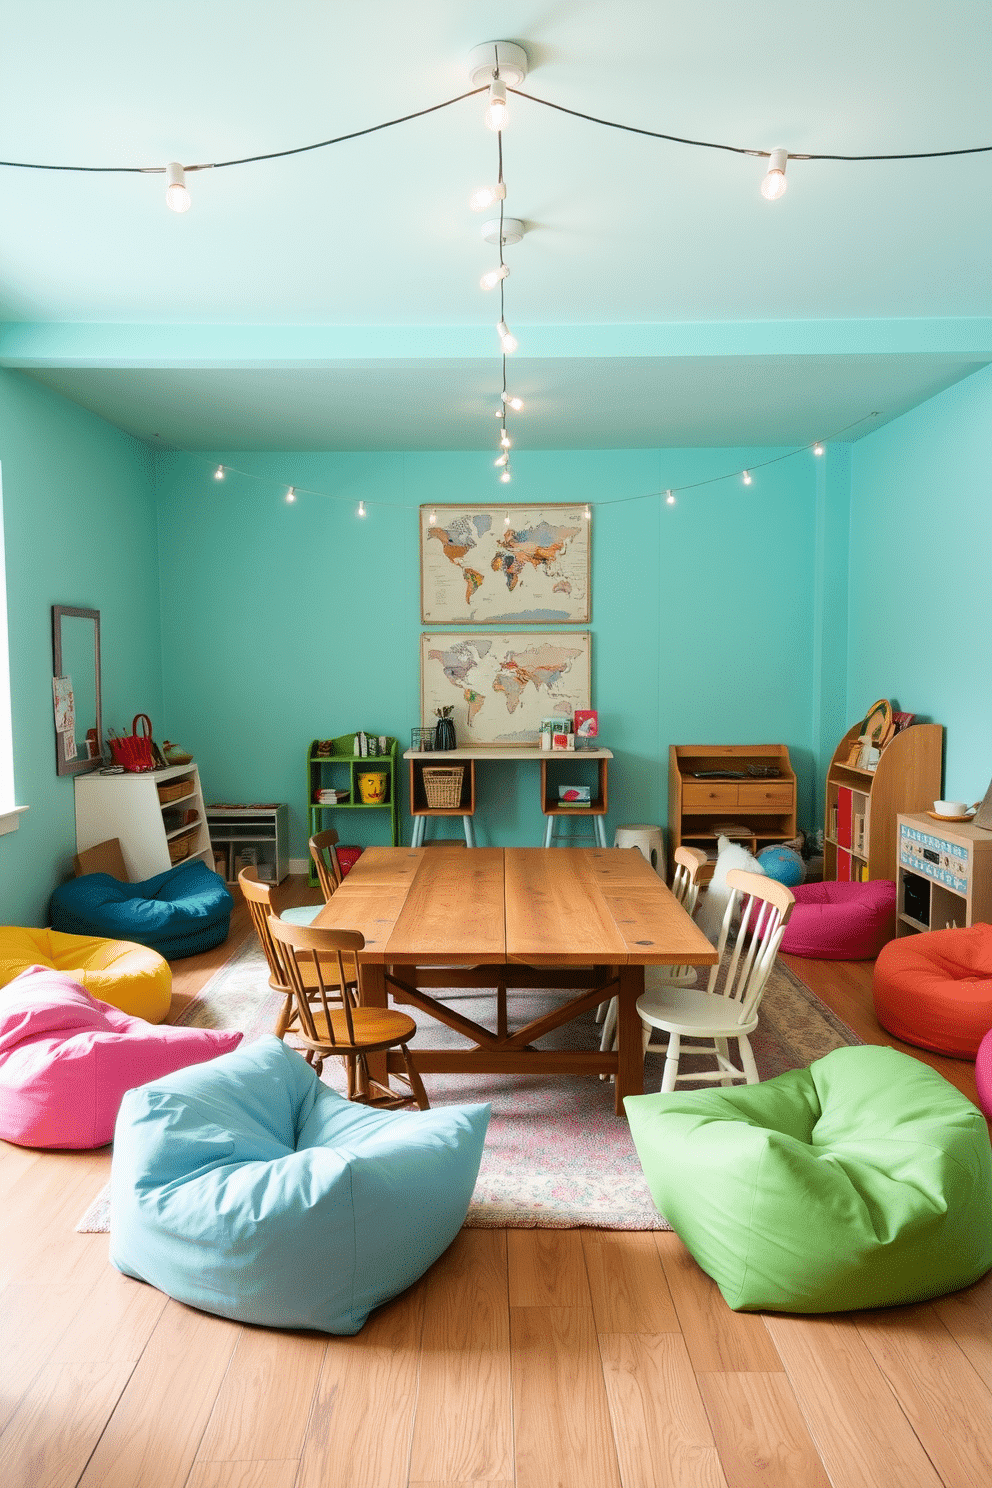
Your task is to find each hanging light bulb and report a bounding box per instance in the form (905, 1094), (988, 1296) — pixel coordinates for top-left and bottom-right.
(583, 504), (591, 520)
(428, 508), (437, 526)
(495, 452), (509, 468)
(165, 161), (191, 213)
(485, 77), (508, 132)
(500, 429), (512, 449)
(813, 441), (825, 456)
(213, 465), (225, 480)
(357, 500), (367, 517)
(470, 181), (507, 212)
(480, 264), (510, 291)
(285, 486), (296, 503)
(666, 490), (676, 506)
(742, 470), (753, 486)
(497, 320), (518, 353)
(501, 391), (524, 411)
(760, 148), (789, 201)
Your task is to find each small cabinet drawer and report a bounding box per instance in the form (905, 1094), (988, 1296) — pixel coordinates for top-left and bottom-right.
(682, 782), (738, 808)
(738, 782), (794, 808)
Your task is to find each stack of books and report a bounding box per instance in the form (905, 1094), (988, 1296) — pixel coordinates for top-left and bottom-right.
(315, 788), (349, 804)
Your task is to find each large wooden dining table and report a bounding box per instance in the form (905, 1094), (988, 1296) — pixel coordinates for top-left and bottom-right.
(314, 845), (717, 1113)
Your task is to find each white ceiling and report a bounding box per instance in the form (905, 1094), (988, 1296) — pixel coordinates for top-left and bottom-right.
(2, 2), (991, 448)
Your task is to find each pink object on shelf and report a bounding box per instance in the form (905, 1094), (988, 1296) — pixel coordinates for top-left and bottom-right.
(0, 966), (242, 1149)
(780, 879), (896, 960)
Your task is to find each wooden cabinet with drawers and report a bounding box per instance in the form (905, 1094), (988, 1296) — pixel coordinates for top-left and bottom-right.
(668, 744), (797, 862)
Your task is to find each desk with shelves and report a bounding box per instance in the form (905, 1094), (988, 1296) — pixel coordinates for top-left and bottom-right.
(405, 747), (613, 847)
(896, 812), (992, 935)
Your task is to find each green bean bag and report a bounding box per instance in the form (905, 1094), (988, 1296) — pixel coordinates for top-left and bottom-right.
(625, 1045), (992, 1312)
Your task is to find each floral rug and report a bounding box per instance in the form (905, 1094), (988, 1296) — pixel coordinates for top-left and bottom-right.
(78, 937), (860, 1232)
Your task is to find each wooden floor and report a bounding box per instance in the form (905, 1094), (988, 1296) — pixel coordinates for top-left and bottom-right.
(2, 875), (990, 1488)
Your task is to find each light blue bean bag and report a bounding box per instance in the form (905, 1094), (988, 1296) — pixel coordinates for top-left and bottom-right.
(109, 1035), (489, 1334)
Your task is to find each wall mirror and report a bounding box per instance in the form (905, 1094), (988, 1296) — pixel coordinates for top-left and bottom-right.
(52, 605), (102, 776)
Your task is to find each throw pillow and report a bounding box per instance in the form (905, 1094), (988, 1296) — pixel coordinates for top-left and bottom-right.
(694, 834), (765, 945)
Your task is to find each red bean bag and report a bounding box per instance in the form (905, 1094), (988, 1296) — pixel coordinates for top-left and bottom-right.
(0, 965), (243, 1149)
(780, 880), (896, 960)
(873, 925), (992, 1059)
(977, 1030), (992, 1119)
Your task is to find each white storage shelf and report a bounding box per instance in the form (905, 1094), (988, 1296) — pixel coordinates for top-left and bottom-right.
(74, 763), (214, 882)
(205, 804), (290, 884)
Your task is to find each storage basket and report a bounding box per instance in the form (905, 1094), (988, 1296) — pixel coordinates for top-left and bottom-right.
(422, 766), (464, 809)
(158, 777), (194, 805)
(168, 829), (198, 865)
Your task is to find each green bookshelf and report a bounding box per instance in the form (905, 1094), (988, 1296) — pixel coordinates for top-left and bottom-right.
(306, 734), (400, 883)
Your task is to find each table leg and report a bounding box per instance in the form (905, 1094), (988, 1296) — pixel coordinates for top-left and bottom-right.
(360, 960), (389, 1087)
(615, 964), (644, 1114)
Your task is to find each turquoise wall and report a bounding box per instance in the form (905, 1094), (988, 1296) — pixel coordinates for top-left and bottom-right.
(0, 370), (163, 925)
(155, 445), (821, 858)
(849, 363), (992, 805)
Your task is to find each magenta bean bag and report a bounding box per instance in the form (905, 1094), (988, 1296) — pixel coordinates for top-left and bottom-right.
(780, 879), (896, 960)
(977, 1030), (992, 1119)
(0, 966), (242, 1149)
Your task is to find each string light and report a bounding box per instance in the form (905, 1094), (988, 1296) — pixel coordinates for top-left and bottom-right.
(164, 162), (191, 213)
(485, 78), (508, 132)
(502, 391), (524, 411)
(470, 182), (507, 212)
(742, 470), (753, 486)
(504, 511), (512, 524)
(285, 486), (296, 503)
(500, 470), (512, 484)
(481, 263), (510, 290)
(760, 148), (789, 200)
(497, 320), (517, 353)
(583, 504), (591, 520)
(495, 453), (509, 467)
(813, 442), (825, 456)
(666, 490), (676, 505)
(428, 508), (437, 525)
(213, 465), (225, 480)
(357, 500), (367, 517)
(500, 429), (512, 448)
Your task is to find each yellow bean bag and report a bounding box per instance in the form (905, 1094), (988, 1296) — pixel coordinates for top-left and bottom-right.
(0, 928), (172, 1023)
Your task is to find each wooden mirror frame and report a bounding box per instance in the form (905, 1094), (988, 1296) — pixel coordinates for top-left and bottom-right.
(52, 605), (103, 776)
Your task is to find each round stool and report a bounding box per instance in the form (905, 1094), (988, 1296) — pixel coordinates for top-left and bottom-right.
(614, 824), (666, 877)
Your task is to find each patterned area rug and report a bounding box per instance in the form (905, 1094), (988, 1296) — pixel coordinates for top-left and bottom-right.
(78, 937), (861, 1232)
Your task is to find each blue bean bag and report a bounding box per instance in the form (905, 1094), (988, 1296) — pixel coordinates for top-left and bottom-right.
(50, 859), (233, 960)
(109, 1035), (490, 1334)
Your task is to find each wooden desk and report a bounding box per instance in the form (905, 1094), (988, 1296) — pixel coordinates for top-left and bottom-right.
(315, 845), (716, 1113)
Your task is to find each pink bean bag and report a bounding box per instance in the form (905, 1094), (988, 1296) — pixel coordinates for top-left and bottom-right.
(780, 879), (896, 960)
(0, 966), (243, 1149)
(977, 1030), (992, 1119)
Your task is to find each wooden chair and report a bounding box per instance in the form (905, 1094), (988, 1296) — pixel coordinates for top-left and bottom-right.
(636, 868), (795, 1091)
(267, 917), (429, 1110)
(599, 845), (711, 1055)
(309, 828), (342, 901)
(238, 867), (346, 1039)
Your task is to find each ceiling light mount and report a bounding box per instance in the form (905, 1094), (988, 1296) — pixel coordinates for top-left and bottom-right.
(482, 217), (525, 247)
(467, 41), (529, 88)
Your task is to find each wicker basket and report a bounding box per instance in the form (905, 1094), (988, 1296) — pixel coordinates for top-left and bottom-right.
(158, 777), (194, 805)
(422, 765), (464, 809)
(168, 829), (198, 865)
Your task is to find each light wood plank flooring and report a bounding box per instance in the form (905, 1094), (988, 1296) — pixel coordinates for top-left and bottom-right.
(2, 876), (989, 1488)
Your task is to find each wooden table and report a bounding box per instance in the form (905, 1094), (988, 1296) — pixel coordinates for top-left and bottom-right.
(315, 845), (716, 1113)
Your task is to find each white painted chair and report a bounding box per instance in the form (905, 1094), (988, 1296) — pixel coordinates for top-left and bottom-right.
(598, 845), (711, 1055)
(636, 868), (794, 1092)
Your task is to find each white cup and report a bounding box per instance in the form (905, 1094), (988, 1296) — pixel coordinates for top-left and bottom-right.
(933, 800), (967, 817)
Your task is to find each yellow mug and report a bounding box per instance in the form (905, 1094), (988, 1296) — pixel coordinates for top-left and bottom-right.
(358, 771), (388, 805)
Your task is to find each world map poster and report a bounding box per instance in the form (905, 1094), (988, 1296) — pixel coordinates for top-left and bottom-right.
(420, 504), (590, 624)
(420, 632), (591, 748)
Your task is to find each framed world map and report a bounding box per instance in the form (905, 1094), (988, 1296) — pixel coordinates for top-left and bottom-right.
(420, 632), (591, 748)
(420, 503), (590, 624)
